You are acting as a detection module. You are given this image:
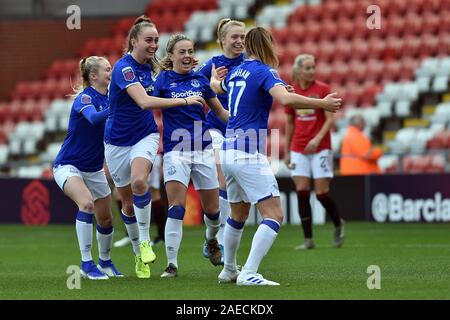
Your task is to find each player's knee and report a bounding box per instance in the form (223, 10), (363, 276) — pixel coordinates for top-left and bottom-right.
(296, 187), (310, 193)
(203, 204), (219, 215)
(315, 187), (329, 195)
(273, 212), (284, 224)
(121, 201), (134, 215)
(131, 177), (147, 195)
(79, 199), (95, 213)
(97, 215), (113, 228)
(169, 199), (185, 208)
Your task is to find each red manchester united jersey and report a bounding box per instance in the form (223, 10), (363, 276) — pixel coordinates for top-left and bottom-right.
(285, 80), (332, 153)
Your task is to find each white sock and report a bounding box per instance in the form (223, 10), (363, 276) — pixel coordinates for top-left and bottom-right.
(165, 206), (185, 268)
(96, 225), (113, 261)
(224, 217), (244, 272)
(217, 196), (230, 245)
(204, 211), (220, 240)
(75, 211), (94, 262)
(242, 219), (279, 275)
(121, 211), (140, 256)
(133, 192), (152, 242)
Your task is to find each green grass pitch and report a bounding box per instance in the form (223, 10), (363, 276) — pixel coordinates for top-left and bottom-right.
(0, 222), (449, 299)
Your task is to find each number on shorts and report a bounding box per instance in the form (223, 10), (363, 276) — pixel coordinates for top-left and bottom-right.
(320, 156), (328, 171)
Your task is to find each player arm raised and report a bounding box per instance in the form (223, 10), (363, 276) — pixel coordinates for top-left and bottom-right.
(269, 85), (341, 113)
(209, 64), (228, 94)
(126, 83), (206, 110)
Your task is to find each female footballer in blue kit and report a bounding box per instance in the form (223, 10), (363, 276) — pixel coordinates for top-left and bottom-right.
(152, 34), (229, 278)
(196, 18), (246, 257)
(210, 27), (342, 285)
(104, 17), (205, 279)
(53, 56), (122, 280)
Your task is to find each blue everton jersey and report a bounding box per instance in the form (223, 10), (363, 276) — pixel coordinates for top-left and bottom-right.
(54, 86), (108, 172)
(104, 53), (159, 146)
(223, 59), (286, 153)
(197, 53), (245, 134)
(152, 70), (216, 152)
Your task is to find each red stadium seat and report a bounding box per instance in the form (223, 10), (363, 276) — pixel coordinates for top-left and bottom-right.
(302, 22), (321, 42)
(343, 81), (363, 107)
(321, 1), (339, 21)
(305, 5), (324, 23)
(383, 36), (403, 61)
(437, 31), (450, 56)
(350, 38), (369, 61)
(112, 17), (135, 36)
(419, 34), (439, 58)
(318, 19), (338, 42)
(365, 59), (384, 83)
(335, 18), (354, 40)
(438, 10), (450, 34)
(0, 127), (7, 145)
(0, 103), (7, 124)
(367, 37), (386, 60)
(399, 57), (420, 81)
(339, 1), (358, 20)
(401, 35), (421, 58)
(288, 6), (308, 24)
(351, 17), (369, 39)
(44, 60), (65, 79)
(382, 61), (402, 82)
(301, 41), (319, 59)
(284, 42), (302, 65)
(272, 27), (290, 46)
(422, 12), (440, 35)
(348, 59), (367, 83)
(275, 45), (287, 66)
(41, 78), (60, 100)
(289, 23), (305, 43)
(403, 12), (423, 37)
(278, 65), (292, 84)
(428, 155), (446, 173)
(331, 61), (349, 86)
(422, 0), (443, 13)
(386, 14), (405, 37)
(390, 0), (409, 16)
(362, 82), (383, 106)
(334, 39), (352, 62)
(316, 41), (335, 64)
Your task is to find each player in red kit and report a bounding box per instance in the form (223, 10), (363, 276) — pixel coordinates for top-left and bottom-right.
(284, 54), (344, 250)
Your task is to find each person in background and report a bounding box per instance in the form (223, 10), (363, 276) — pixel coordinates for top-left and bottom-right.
(340, 114), (383, 175)
(284, 54), (345, 251)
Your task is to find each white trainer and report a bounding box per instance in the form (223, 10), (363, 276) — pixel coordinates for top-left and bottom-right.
(236, 272), (280, 286)
(218, 268), (240, 283)
(113, 236), (131, 248)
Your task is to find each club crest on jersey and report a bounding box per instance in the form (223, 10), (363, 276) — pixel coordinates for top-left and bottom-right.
(81, 94), (92, 104)
(122, 66), (135, 82)
(191, 79), (200, 88)
(296, 109), (315, 117)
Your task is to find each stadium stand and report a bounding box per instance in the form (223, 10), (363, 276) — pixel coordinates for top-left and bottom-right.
(0, 0), (449, 177)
